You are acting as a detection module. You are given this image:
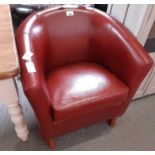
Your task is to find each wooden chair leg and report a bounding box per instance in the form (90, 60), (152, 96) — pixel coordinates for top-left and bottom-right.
(108, 118), (117, 127)
(47, 139), (56, 149)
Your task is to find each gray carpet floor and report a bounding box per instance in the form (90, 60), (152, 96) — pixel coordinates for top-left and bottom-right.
(0, 80), (155, 151)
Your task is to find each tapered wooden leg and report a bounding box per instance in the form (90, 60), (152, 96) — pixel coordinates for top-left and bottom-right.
(108, 118), (117, 127)
(47, 139), (56, 149)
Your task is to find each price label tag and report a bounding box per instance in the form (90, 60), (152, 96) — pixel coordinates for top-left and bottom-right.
(25, 62), (36, 73)
(66, 11), (74, 16)
(22, 51), (33, 61)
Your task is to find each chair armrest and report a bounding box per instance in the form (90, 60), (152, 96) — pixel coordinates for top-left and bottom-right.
(93, 15), (154, 105)
(16, 20), (53, 138)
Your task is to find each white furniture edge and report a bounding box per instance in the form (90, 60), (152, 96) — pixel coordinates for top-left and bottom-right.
(0, 78), (29, 141)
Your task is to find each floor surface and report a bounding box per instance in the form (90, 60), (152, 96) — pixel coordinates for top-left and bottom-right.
(0, 80), (155, 151)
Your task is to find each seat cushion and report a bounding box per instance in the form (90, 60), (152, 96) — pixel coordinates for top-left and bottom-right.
(46, 63), (129, 121)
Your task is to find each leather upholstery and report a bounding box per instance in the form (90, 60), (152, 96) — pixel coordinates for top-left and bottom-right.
(47, 62), (129, 121)
(16, 5), (153, 140)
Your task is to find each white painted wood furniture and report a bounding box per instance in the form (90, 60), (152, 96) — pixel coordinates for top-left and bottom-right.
(0, 4), (29, 141)
(107, 4), (155, 99)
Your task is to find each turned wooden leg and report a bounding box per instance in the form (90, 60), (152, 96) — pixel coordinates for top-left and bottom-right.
(6, 101), (29, 141)
(108, 117), (117, 127)
(0, 79), (29, 141)
(47, 139), (56, 149)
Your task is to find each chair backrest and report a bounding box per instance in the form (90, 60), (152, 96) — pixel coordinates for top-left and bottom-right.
(17, 5), (115, 74)
(39, 7), (92, 70)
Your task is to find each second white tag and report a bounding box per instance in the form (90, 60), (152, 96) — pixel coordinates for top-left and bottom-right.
(25, 62), (36, 73)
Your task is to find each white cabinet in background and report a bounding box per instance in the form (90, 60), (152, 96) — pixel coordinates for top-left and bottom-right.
(143, 53), (155, 96)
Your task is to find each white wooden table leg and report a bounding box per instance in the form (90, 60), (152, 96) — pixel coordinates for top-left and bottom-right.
(0, 78), (29, 141)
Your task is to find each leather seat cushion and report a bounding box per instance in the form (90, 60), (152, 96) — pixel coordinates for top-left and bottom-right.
(46, 63), (129, 121)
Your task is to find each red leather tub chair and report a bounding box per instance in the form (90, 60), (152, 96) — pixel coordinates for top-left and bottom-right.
(16, 5), (153, 148)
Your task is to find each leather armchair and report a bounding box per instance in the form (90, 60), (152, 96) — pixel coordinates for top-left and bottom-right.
(16, 5), (153, 148)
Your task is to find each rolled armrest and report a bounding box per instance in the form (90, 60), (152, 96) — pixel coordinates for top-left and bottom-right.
(93, 15), (153, 110)
(16, 20), (53, 138)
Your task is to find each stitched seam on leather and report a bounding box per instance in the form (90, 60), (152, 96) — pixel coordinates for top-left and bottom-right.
(54, 88), (129, 110)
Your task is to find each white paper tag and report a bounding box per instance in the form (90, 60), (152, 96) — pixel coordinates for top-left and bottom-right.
(22, 51), (33, 61)
(66, 10), (74, 16)
(25, 62), (36, 73)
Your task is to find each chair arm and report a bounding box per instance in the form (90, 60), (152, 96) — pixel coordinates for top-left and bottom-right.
(93, 16), (154, 103)
(16, 22), (53, 138)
